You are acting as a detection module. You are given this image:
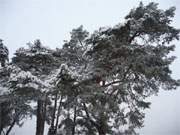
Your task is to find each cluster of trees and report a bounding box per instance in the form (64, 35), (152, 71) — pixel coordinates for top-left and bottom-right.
(0, 2), (180, 135)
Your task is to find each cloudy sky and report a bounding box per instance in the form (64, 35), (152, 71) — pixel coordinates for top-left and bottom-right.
(0, 0), (180, 135)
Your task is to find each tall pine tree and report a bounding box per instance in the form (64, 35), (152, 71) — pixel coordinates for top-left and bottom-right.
(12, 39), (56, 135)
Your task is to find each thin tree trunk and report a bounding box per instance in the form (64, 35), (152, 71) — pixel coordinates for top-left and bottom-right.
(83, 103), (107, 135)
(98, 81), (106, 135)
(5, 110), (22, 135)
(36, 99), (45, 135)
(48, 92), (58, 135)
(55, 96), (62, 133)
(36, 94), (48, 135)
(0, 103), (2, 134)
(97, 114), (106, 135)
(72, 106), (76, 135)
(42, 94), (48, 135)
(5, 118), (16, 135)
(51, 92), (58, 128)
(97, 129), (106, 135)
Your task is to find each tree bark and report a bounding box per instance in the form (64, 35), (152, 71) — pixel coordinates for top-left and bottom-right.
(83, 102), (107, 135)
(0, 103), (2, 134)
(36, 99), (45, 135)
(97, 128), (106, 135)
(42, 95), (48, 135)
(5, 109), (22, 135)
(48, 93), (58, 135)
(55, 96), (62, 133)
(72, 106), (76, 135)
(5, 117), (16, 135)
(51, 93), (58, 128)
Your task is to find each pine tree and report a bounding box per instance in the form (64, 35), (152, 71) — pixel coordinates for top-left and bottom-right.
(5, 64), (45, 135)
(0, 44), (31, 135)
(56, 5), (180, 133)
(84, 2), (180, 134)
(0, 39), (9, 67)
(12, 39), (56, 135)
(0, 41), (10, 134)
(1, 2), (179, 135)
(55, 26), (92, 135)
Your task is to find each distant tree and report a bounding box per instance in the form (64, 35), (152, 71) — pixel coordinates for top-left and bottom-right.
(0, 39), (9, 67)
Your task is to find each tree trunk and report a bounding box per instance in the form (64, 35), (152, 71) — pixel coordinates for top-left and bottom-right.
(72, 106), (76, 135)
(48, 93), (58, 135)
(83, 102), (107, 135)
(98, 82), (106, 135)
(97, 117), (106, 135)
(42, 95), (47, 135)
(5, 117), (16, 135)
(36, 99), (45, 135)
(5, 110), (22, 135)
(55, 96), (62, 133)
(52, 93), (58, 128)
(0, 103), (2, 134)
(97, 128), (106, 135)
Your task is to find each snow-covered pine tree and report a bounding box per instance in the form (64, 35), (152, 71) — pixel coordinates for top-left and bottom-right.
(4, 65), (38, 135)
(0, 39), (9, 68)
(84, 2), (180, 134)
(1, 2), (179, 135)
(0, 44), (30, 135)
(55, 26), (92, 135)
(0, 40), (10, 134)
(12, 39), (56, 135)
(0, 66), (12, 135)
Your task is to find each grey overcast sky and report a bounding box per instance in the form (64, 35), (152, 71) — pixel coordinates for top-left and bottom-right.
(0, 0), (180, 135)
